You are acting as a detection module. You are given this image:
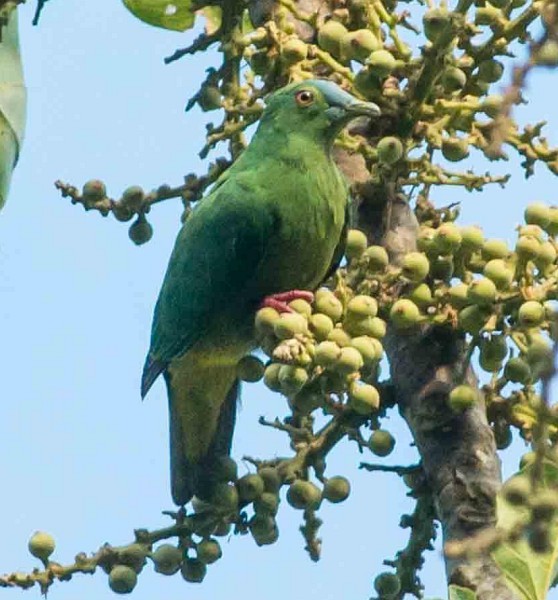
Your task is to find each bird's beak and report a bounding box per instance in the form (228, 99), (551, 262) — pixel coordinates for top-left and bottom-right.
(344, 100), (381, 118)
(325, 96), (381, 123)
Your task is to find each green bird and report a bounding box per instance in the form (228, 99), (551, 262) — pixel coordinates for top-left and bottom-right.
(141, 80), (380, 506)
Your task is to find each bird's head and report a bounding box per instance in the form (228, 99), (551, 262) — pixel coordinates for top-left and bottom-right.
(261, 79), (381, 145)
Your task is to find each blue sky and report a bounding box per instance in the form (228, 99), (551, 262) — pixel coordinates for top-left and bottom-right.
(0, 2), (556, 599)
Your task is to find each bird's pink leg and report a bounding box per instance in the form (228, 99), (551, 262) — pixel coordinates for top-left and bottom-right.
(260, 290), (314, 313)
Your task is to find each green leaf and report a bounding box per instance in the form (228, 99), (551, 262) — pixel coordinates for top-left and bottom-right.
(0, 10), (26, 210)
(493, 459), (558, 600)
(122, 0), (195, 32)
(449, 584), (478, 600)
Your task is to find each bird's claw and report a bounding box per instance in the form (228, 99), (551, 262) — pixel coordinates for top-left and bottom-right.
(260, 290), (314, 314)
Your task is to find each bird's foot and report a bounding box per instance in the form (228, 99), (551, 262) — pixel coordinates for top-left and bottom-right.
(260, 290), (314, 314)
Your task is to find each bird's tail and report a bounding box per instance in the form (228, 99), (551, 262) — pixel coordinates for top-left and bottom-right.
(164, 366), (239, 506)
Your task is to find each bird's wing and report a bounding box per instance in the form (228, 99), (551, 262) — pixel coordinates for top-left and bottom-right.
(322, 197), (349, 283)
(141, 183), (277, 397)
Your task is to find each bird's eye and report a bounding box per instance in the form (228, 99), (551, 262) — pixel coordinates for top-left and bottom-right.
(295, 90), (315, 106)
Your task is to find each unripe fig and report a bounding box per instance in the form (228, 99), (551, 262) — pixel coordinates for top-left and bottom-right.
(349, 382), (380, 414)
(482, 238), (509, 260)
(477, 59), (504, 83)
(467, 277), (497, 305)
(460, 225), (484, 250)
(341, 29), (381, 61)
(255, 307), (280, 335)
(546, 207), (558, 236)
(483, 259), (513, 290)
(408, 283), (433, 307)
(112, 202), (134, 222)
(323, 476), (351, 503)
(236, 473), (265, 502)
(273, 312), (308, 339)
(374, 571), (401, 597)
(289, 298), (313, 316)
(504, 357), (531, 384)
(118, 544), (148, 573)
(327, 327), (352, 347)
(254, 492), (280, 516)
(377, 136), (404, 164)
(121, 185), (145, 211)
(309, 313), (334, 340)
(317, 20), (348, 57)
(211, 482), (239, 511)
(314, 290), (343, 321)
(536, 41), (558, 66)
(516, 235), (541, 261)
(536, 242), (556, 268)
(519, 224), (545, 243)
(525, 202), (551, 228)
(28, 532), (55, 561)
(214, 456), (238, 482)
(417, 226), (436, 253)
(109, 565), (137, 594)
(526, 337), (554, 378)
(152, 544), (182, 575)
(258, 467), (282, 493)
(458, 305), (489, 334)
(481, 94), (504, 118)
(480, 334), (508, 362)
(367, 49), (396, 77)
(343, 315), (380, 337)
(354, 67), (381, 96)
(196, 539), (222, 564)
(435, 222), (462, 254)
(389, 299), (421, 329)
(82, 179), (106, 202)
(518, 301), (545, 327)
(346, 295), (378, 318)
(315, 340), (342, 367)
(402, 252), (430, 282)
(440, 66), (467, 91)
(198, 85), (222, 111)
(448, 282), (469, 308)
(287, 480), (321, 509)
(345, 229), (368, 260)
(180, 558), (206, 583)
(479, 353), (503, 373)
(249, 515), (279, 546)
(334, 346), (364, 374)
(363, 245), (389, 271)
(350, 335), (383, 365)
(236, 355), (265, 382)
(263, 363), (282, 392)
(278, 365), (308, 394)
(128, 215), (153, 246)
(430, 255), (454, 281)
(423, 8), (451, 42)
(475, 5), (503, 26)
(448, 384), (478, 411)
(282, 38), (308, 64)
(369, 429), (395, 456)
(441, 137), (469, 162)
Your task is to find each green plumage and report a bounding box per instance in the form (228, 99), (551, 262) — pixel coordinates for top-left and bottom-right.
(142, 80), (380, 505)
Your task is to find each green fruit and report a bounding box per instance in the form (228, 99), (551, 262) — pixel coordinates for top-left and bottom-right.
(118, 544), (148, 573)
(408, 283), (433, 307)
(448, 282), (469, 308)
(516, 235), (541, 261)
(211, 482), (239, 511)
(368, 429), (395, 457)
(282, 38), (308, 64)
(435, 222), (462, 254)
(417, 226), (436, 253)
(458, 305), (489, 334)
(236, 474), (265, 502)
(315, 340), (342, 367)
(273, 312), (308, 339)
(28, 532), (55, 561)
(349, 382), (380, 414)
(479, 353), (503, 373)
(374, 571), (401, 597)
(152, 544), (182, 575)
(334, 346), (364, 374)
(109, 566), (137, 594)
(343, 315), (379, 337)
(350, 336), (383, 365)
(525, 202), (551, 228)
(402, 252), (430, 282)
(287, 480), (321, 509)
(121, 185), (145, 210)
(249, 515), (279, 546)
(128, 216), (153, 246)
(475, 5), (503, 26)
(483, 259), (513, 290)
(460, 225), (484, 251)
(314, 290), (343, 321)
(198, 85), (222, 111)
(390, 299), (421, 329)
(448, 384), (477, 412)
(346, 295), (378, 318)
(82, 179), (106, 202)
(467, 277), (497, 305)
(255, 307), (280, 335)
(547, 207), (558, 236)
(214, 456), (238, 482)
(440, 66), (467, 91)
(236, 355), (265, 382)
(254, 492), (280, 516)
(112, 202), (134, 222)
(518, 301), (545, 327)
(480, 334), (508, 362)
(367, 49), (396, 77)
(180, 558), (207, 583)
(327, 327), (352, 347)
(504, 357), (531, 384)
(258, 467), (282, 493)
(263, 363), (282, 392)
(278, 365), (309, 394)
(481, 94), (504, 118)
(345, 229), (368, 260)
(536, 242), (556, 268)
(368, 317), (387, 339)
(309, 313), (334, 340)
(363, 245), (389, 271)
(536, 40), (558, 66)
(502, 476), (530, 506)
(340, 29), (380, 61)
(377, 136), (404, 165)
(520, 224), (545, 243)
(477, 59), (504, 83)
(317, 20), (348, 57)
(289, 298), (313, 316)
(249, 50), (271, 76)
(423, 8), (451, 42)
(494, 420), (513, 450)
(354, 67), (381, 96)
(441, 137), (469, 162)
(196, 539), (222, 564)
(526, 337), (554, 378)
(482, 238), (509, 260)
(430, 255), (454, 281)
(323, 476), (351, 503)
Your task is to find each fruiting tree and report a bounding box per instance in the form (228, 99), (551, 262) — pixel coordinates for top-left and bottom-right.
(0, 0), (557, 599)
